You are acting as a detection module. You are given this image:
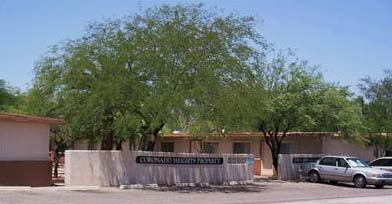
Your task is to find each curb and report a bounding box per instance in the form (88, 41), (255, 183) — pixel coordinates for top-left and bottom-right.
(0, 186), (32, 191)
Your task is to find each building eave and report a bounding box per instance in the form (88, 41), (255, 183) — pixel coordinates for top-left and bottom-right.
(0, 112), (65, 125)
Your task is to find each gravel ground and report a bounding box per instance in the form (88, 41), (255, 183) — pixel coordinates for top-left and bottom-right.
(1, 180), (392, 204)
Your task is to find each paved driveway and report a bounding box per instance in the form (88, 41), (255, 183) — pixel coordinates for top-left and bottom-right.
(1, 181), (392, 204)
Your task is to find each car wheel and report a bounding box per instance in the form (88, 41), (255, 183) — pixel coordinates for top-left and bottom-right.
(309, 171), (320, 183)
(375, 184), (384, 189)
(353, 175), (367, 188)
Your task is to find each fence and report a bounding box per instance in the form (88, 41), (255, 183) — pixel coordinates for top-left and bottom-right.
(65, 150), (254, 186)
(278, 154), (323, 181)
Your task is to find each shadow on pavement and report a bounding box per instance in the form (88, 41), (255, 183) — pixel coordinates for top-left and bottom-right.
(149, 184), (269, 193)
(320, 181), (392, 189)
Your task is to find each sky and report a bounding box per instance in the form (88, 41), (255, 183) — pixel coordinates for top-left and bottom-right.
(0, 0), (391, 93)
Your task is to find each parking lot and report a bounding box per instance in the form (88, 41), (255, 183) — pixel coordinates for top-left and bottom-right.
(1, 180), (392, 204)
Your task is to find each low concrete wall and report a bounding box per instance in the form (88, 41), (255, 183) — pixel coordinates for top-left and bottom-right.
(278, 154), (323, 181)
(65, 150), (253, 186)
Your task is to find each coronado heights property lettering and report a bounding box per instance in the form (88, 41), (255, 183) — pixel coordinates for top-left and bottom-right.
(136, 156), (223, 165)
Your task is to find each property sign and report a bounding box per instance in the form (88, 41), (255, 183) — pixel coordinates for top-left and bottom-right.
(292, 157), (320, 164)
(228, 157), (254, 164)
(136, 156), (223, 165)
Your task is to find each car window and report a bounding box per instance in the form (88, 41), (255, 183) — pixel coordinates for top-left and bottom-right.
(371, 159), (392, 167)
(338, 158), (350, 167)
(346, 158), (369, 167)
(319, 157), (337, 166)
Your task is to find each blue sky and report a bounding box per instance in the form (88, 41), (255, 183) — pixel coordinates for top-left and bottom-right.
(0, 0), (391, 93)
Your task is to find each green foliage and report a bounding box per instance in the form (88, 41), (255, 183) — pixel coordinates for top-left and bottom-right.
(360, 70), (392, 156)
(0, 79), (22, 112)
(360, 70), (392, 133)
(366, 133), (392, 158)
(28, 4), (267, 150)
(243, 52), (362, 136)
(0, 3), (377, 176)
(239, 51), (363, 174)
(17, 4), (364, 162)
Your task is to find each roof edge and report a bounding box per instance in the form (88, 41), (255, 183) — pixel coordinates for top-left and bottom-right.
(160, 131), (337, 138)
(0, 112), (65, 125)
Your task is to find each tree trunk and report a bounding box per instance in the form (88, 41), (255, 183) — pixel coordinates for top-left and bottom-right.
(271, 152), (279, 176)
(54, 158), (59, 178)
(374, 145), (380, 158)
(53, 155), (59, 178)
(101, 131), (114, 150)
(116, 141), (123, 150)
(53, 151), (63, 178)
(144, 133), (156, 151)
(147, 123), (165, 151)
(261, 130), (284, 177)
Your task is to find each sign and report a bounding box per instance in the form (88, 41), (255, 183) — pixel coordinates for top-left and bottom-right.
(136, 156), (223, 165)
(228, 157), (254, 164)
(292, 157), (320, 164)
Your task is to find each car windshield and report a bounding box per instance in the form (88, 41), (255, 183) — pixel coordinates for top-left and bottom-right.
(346, 158), (369, 167)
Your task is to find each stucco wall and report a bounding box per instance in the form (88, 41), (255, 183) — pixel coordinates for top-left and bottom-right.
(322, 136), (375, 161)
(65, 150), (254, 186)
(294, 135), (323, 154)
(0, 121), (49, 161)
(159, 137), (261, 157)
(261, 136), (323, 170)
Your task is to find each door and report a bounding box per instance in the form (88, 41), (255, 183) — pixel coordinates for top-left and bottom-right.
(334, 158), (353, 182)
(318, 157), (337, 180)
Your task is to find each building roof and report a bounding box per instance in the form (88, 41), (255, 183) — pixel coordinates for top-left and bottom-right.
(0, 112), (65, 125)
(161, 131), (337, 139)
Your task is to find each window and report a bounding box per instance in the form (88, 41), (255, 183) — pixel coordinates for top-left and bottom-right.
(281, 143), (296, 154)
(337, 158), (350, 168)
(160, 142), (174, 152)
(233, 143), (251, 154)
(371, 158), (391, 167)
(319, 157), (337, 166)
(346, 158), (369, 167)
(201, 142), (219, 154)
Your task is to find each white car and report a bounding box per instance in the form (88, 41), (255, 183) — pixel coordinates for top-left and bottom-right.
(309, 156), (392, 188)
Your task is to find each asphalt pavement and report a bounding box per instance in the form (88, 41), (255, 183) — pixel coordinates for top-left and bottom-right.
(1, 181), (392, 204)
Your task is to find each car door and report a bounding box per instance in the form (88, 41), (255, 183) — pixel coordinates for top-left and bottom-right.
(318, 157), (337, 180)
(334, 158), (353, 182)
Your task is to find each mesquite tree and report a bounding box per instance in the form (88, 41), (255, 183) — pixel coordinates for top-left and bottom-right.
(360, 70), (392, 157)
(28, 4), (266, 150)
(248, 52), (362, 175)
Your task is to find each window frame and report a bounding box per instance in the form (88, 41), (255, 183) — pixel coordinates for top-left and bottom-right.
(233, 142), (251, 154)
(319, 157), (337, 166)
(160, 142), (175, 153)
(337, 158), (350, 168)
(280, 142), (296, 154)
(201, 142), (219, 154)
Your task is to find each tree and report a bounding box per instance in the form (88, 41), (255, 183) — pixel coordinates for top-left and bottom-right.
(30, 4), (266, 150)
(0, 79), (20, 111)
(366, 133), (392, 158)
(246, 52), (362, 175)
(360, 70), (392, 157)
